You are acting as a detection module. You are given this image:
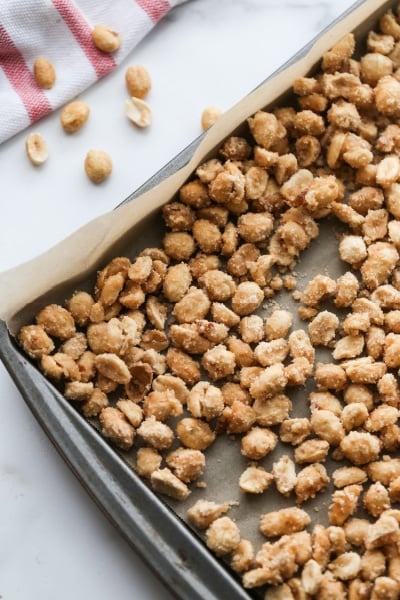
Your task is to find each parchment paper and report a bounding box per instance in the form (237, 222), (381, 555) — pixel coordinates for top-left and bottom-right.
(0, 0), (397, 593)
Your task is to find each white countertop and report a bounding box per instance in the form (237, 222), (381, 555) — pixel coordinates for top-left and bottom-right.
(0, 1), (357, 598)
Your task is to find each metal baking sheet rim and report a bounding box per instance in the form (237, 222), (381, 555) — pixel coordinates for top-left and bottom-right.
(0, 0), (395, 598)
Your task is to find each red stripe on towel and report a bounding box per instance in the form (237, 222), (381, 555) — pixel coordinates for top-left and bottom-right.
(0, 24), (52, 122)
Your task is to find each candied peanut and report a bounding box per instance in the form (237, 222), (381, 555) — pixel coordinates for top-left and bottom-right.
(211, 303), (240, 328)
(165, 348), (199, 386)
(265, 310), (293, 341)
(341, 403), (369, 432)
(227, 337), (254, 367)
(322, 32), (355, 71)
(136, 417), (174, 450)
(142, 390), (182, 422)
(360, 52), (393, 86)
(329, 552), (361, 581)
(365, 514), (399, 550)
(301, 559), (323, 595)
(237, 212), (273, 244)
(244, 166), (268, 200)
(364, 482), (391, 518)
(99, 407), (134, 450)
(116, 399), (143, 428)
(200, 344), (235, 380)
(248, 111), (286, 150)
(163, 232), (195, 261)
(176, 417), (215, 450)
(314, 363), (347, 390)
(209, 161), (245, 206)
(227, 243), (260, 277)
(272, 455), (297, 496)
(288, 330), (315, 365)
(260, 507), (310, 538)
(162, 202), (195, 232)
(309, 391), (342, 416)
(187, 499), (232, 530)
(36, 304), (75, 340)
(241, 427), (277, 460)
(231, 539), (254, 574)
(295, 135), (321, 167)
(33, 57), (56, 89)
(135, 447), (162, 479)
(364, 326), (385, 359)
(222, 400), (256, 434)
(340, 431), (381, 465)
(368, 459), (400, 486)
(187, 381), (223, 421)
(328, 101), (361, 132)
(254, 339), (288, 367)
(201, 105), (222, 130)
(344, 357), (387, 384)
(333, 466), (367, 489)
(249, 363), (288, 402)
(221, 222), (238, 256)
(166, 448), (205, 483)
(81, 387), (108, 417)
(192, 219), (222, 254)
(375, 76), (400, 116)
(231, 281), (263, 316)
(339, 235), (367, 265)
(295, 439), (330, 464)
(311, 409), (345, 446)
(329, 484), (363, 526)
(295, 463), (329, 504)
(300, 274), (336, 306)
(368, 30), (395, 54)
(280, 418), (311, 446)
(253, 394), (291, 427)
(308, 311), (339, 347)
(174, 289), (210, 325)
(19, 324), (55, 359)
(151, 468), (190, 501)
(371, 577), (399, 600)
(198, 269), (235, 302)
(64, 381), (93, 402)
(344, 518), (370, 548)
(239, 466), (273, 494)
(389, 477), (400, 502)
(333, 334), (365, 361)
(205, 516), (240, 557)
(180, 180), (211, 209)
(366, 405), (399, 432)
(220, 136), (252, 161)
(41, 352), (80, 381)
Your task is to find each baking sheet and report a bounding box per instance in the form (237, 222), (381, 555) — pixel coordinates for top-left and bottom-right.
(0, 0), (397, 596)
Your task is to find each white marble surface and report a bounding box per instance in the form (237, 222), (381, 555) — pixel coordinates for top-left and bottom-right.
(0, 1), (358, 598)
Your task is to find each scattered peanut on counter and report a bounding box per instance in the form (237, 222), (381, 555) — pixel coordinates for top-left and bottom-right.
(33, 57), (56, 89)
(91, 24), (121, 53)
(84, 149), (112, 183)
(25, 132), (48, 166)
(18, 4), (400, 597)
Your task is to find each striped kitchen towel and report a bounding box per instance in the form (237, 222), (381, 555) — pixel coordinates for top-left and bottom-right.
(0, 0), (185, 144)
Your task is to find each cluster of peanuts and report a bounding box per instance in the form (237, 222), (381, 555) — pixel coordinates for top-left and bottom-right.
(26, 25), (159, 182)
(27, 25), (222, 182)
(18, 6), (400, 598)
